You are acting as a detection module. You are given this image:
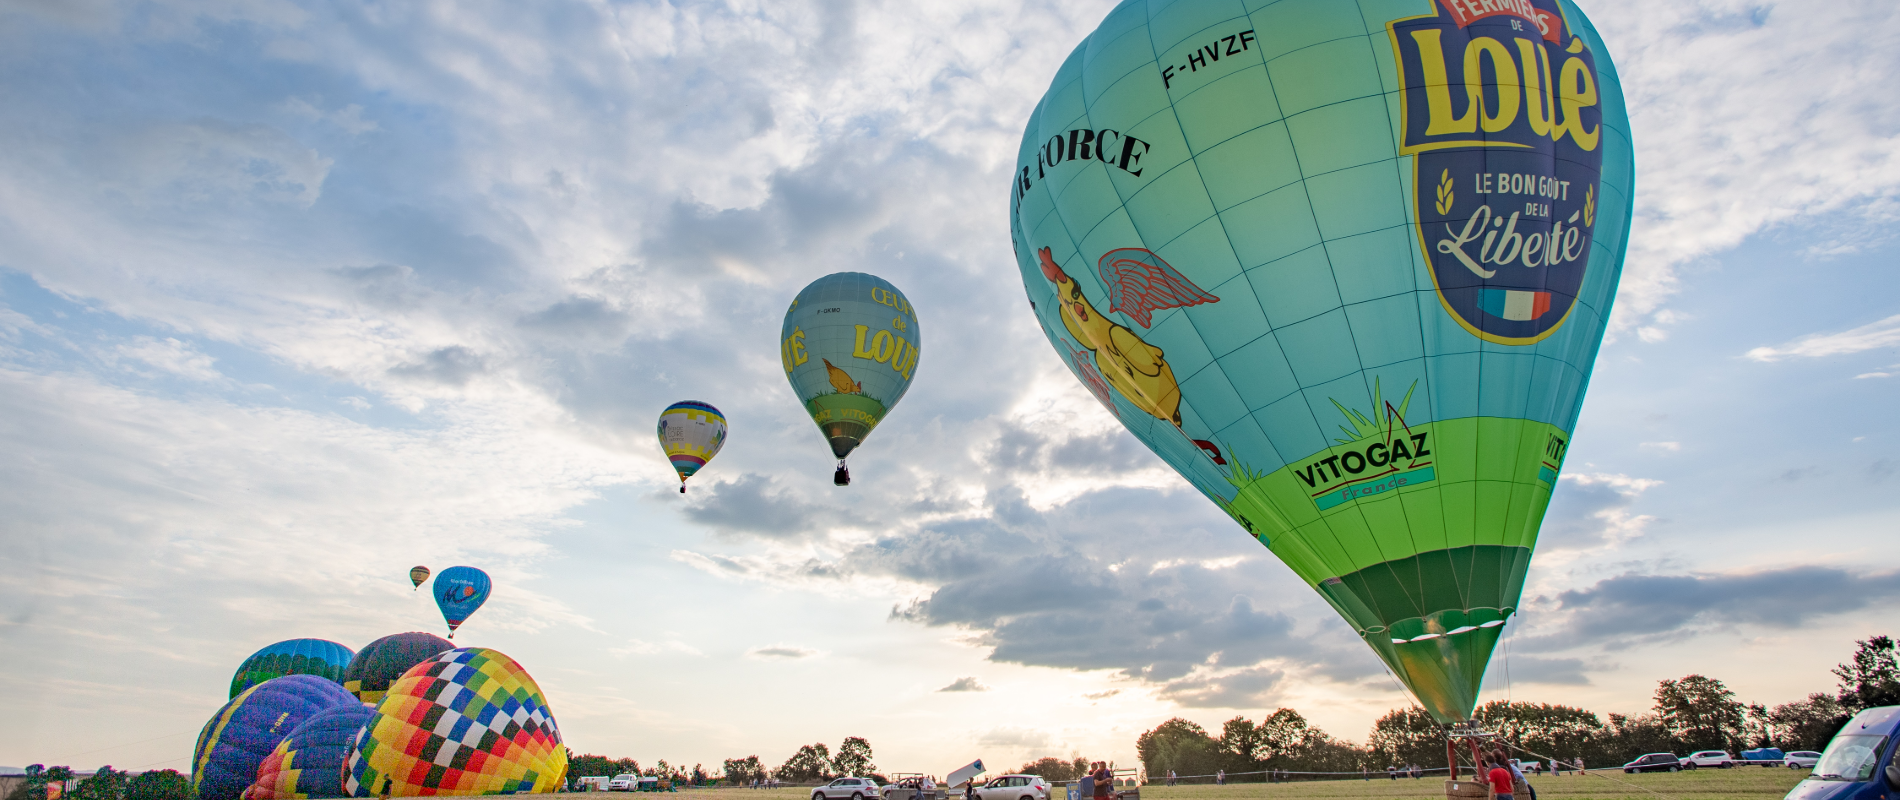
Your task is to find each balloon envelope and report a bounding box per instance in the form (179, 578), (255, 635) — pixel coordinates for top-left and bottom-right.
(344, 648), (565, 796)
(779, 273), (922, 461)
(409, 566), (430, 589)
(340, 632), (454, 705)
(244, 703), (376, 800)
(229, 639), (355, 699)
(193, 675), (359, 800)
(1009, 0), (1631, 723)
(432, 567), (491, 639)
(656, 401), (728, 488)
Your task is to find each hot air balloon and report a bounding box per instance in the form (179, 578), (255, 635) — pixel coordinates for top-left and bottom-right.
(242, 703), (375, 800)
(432, 566), (491, 639)
(192, 675), (358, 800)
(780, 273), (922, 485)
(228, 639), (356, 699)
(1009, 0), (1631, 725)
(343, 648), (565, 796)
(339, 632), (454, 705)
(408, 566), (430, 589)
(657, 401), (728, 493)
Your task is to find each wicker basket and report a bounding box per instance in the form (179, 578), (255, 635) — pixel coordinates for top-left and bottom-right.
(1445, 779), (1493, 799)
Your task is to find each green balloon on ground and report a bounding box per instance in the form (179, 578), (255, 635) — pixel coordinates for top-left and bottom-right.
(1010, 0), (1632, 723)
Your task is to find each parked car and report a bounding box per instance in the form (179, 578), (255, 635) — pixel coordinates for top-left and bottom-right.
(1622, 753), (1681, 773)
(974, 775), (1051, 800)
(609, 775), (638, 791)
(1683, 750), (1735, 769)
(815, 777), (882, 800)
(1787, 751), (1823, 770)
(1509, 759), (1544, 775)
(1786, 705), (1900, 799)
(1743, 748), (1786, 766)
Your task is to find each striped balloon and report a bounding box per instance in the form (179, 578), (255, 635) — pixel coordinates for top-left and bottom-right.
(344, 648), (564, 796)
(242, 703), (375, 800)
(193, 675), (358, 800)
(656, 401), (727, 492)
(229, 639), (356, 699)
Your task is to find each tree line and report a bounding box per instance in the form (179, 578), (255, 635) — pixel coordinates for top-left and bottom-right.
(569, 736), (878, 786)
(3, 767), (192, 800)
(1137, 635), (1900, 778)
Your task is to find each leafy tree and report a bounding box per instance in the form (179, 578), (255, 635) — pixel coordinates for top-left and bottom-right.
(73, 767), (126, 800)
(7, 767), (74, 800)
(1136, 719), (1218, 779)
(1590, 713), (1675, 765)
(1835, 636), (1900, 711)
(691, 765), (708, 786)
(568, 754), (622, 778)
(1654, 674), (1745, 751)
(833, 737), (877, 778)
(123, 770), (190, 800)
(723, 756), (767, 785)
(1367, 706), (1445, 770)
(1473, 701), (1606, 763)
(1216, 717), (1260, 772)
(778, 743), (833, 782)
(1014, 758), (1083, 782)
(1768, 694), (1852, 751)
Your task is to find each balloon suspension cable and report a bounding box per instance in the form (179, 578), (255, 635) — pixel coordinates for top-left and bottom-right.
(833, 459), (850, 487)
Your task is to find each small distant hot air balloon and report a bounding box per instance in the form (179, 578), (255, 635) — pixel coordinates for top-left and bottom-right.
(339, 631), (454, 705)
(656, 401), (728, 493)
(192, 676), (357, 800)
(432, 566), (490, 639)
(408, 566), (429, 589)
(228, 639), (355, 699)
(780, 273), (922, 485)
(343, 648), (565, 796)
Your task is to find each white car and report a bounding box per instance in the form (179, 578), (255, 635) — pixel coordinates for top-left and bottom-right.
(1786, 751), (1823, 769)
(815, 777), (882, 800)
(609, 774), (638, 791)
(974, 775), (1052, 800)
(1682, 751), (1734, 769)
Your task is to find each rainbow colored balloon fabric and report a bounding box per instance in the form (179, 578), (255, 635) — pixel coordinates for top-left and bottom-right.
(344, 648), (565, 796)
(1010, 0), (1632, 723)
(780, 273), (921, 461)
(656, 401), (728, 489)
(244, 703), (376, 800)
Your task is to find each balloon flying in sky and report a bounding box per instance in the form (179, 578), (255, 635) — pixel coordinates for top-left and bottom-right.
(657, 401), (728, 493)
(408, 566), (429, 589)
(1010, 0), (1632, 723)
(780, 273), (921, 486)
(432, 566), (491, 640)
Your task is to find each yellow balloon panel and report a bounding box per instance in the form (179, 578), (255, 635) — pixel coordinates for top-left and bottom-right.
(343, 648), (564, 796)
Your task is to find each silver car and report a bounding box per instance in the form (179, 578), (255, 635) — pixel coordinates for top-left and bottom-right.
(975, 775), (1051, 800)
(815, 777), (882, 800)
(1786, 751), (1823, 769)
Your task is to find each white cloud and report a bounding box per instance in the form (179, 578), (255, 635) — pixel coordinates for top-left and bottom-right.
(1746, 314), (1900, 362)
(111, 336), (223, 382)
(746, 644), (820, 660)
(938, 676), (989, 692)
(1639, 441), (1681, 453)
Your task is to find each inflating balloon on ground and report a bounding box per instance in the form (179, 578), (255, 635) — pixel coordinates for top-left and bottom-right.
(780, 273), (922, 486)
(343, 648), (565, 796)
(340, 631), (454, 705)
(192, 675), (358, 800)
(228, 639), (356, 699)
(242, 703), (375, 800)
(1009, 0), (1631, 724)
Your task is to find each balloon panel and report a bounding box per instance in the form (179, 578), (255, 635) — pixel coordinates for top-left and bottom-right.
(229, 639), (356, 699)
(1009, 0), (1631, 722)
(344, 648), (564, 796)
(341, 632), (455, 705)
(779, 272), (921, 458)
(193, 675), (359, 800)
(245, 703), (375, 800)
(433, 566), (492, 636)
(656, 401), (728, 481)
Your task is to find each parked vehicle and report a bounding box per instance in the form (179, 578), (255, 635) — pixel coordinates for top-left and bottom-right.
(1683, 751), (1735, 769)
(881, 776), (945, 800)
(609, 774), (638, 791)
(1787, 752), (1823, 770)
(1744, 748), (1787, 766)
(1622, 753), (1681, 773)
(974, 775), (1051, 800)
(1785, 705), (1900, 799)
(1509, 759), (1544, 775)
(815, 777), (882, 800)
(576, 777), (611, 792)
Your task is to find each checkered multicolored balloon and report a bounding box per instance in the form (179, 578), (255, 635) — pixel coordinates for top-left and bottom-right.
(343, 648), (564, 796)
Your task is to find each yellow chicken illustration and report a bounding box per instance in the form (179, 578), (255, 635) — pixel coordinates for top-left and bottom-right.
(1039, 247), (1182, 426)
(822, 358), (862, 394)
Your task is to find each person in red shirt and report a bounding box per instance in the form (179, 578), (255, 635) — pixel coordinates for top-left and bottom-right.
(1486, 761), (1515, 800)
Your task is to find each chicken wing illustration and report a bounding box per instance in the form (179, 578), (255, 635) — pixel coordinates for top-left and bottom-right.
(822, 358), (862, 394)
(1039, 247), (1184, 426)
(1096, 248), (1219, 328)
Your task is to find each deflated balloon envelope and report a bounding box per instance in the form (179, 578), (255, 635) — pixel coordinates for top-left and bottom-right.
(339, 632), (453, 705)
(344, 648), (565, 796)
(193, 675), (359, 800)
(1009, 0), (1632, 723)
(243, 703), (376, 800)
(229, 639), (355, 699)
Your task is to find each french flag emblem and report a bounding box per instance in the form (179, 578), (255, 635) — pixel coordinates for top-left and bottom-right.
(1478, 288), (1552, 321)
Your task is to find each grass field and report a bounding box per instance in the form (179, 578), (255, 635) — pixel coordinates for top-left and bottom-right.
(604, 769), (1810, 800)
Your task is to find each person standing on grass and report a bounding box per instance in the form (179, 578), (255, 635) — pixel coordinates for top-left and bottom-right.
(1486, 760), (1514, 800)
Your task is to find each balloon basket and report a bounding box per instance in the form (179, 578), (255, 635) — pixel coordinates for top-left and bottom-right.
(833, 461), (850, 486)
(1444, 780), (1490, 799)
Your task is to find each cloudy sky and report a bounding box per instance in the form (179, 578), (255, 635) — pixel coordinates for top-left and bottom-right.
(3, 0), (1899, 778)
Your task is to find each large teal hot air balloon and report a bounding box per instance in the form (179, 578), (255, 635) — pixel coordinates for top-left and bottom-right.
(780, 273), (922, 485)
(1010, 0), (1631, 724)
